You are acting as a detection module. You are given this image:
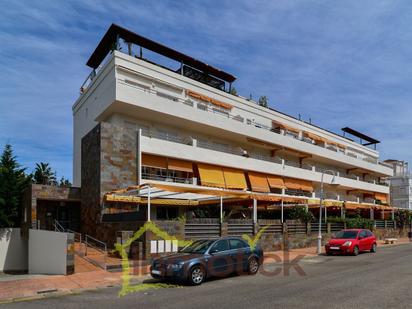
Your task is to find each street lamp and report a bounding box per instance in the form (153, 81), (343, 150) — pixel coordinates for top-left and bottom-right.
(317, 170), (338, 255)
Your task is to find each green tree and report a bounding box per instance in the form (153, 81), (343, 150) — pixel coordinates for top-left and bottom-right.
(258, 96), (269, 108)
(288, 206), (314, 223)
(59, 176), (72, 188)
(0, 144), (29, 227)
(33, 162), (57, 185)
(229, 87), (237, 96)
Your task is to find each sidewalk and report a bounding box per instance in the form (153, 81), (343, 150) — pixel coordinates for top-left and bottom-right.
(1, 238), (410, 303)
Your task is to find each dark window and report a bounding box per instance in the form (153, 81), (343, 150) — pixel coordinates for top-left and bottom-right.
(229, 239), (248, 249)
(366, 230), (373, 237)
(156, 207), (179, 220)
(180, 240), (214, 254)
(359, 230), (367, 238)
(210, 240), (230, 253)
(334, 230), (359, 239)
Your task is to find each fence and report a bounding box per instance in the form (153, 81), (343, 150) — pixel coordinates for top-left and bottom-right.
(227, 221), (254, 236)
(185, 223), (221, 239)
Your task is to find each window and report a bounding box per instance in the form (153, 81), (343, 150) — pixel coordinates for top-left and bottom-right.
(366, 230), (373, 237)
(210, 240), (229, 253)
(229, 239), (248, 250)
(156, 207), (179, 220)
(359, 230), (367, 238)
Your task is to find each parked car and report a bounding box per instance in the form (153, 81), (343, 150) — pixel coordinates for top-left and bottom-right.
(325, 229), (377, 256)
(150, 237), (264, 285)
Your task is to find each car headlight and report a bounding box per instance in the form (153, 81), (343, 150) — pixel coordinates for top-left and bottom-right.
(342, 241), (352, 247)
(168, 263), (184, 270)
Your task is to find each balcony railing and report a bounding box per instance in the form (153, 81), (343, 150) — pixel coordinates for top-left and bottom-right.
(142, 173), (194, 184)
(84, 51), (389, 171)
(141, 129), (387, 188)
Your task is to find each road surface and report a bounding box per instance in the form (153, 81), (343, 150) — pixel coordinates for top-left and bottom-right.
(3, 244), (412, 308)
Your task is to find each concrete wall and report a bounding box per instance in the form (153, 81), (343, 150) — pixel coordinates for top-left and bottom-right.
(28, 229), (72, 275)
(0, 228), (28, 272)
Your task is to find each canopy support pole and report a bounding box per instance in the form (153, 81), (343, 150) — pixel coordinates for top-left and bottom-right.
(220, 196), (223, 224)
(253, 199), (257, 224)
(281, 200), (284, 223)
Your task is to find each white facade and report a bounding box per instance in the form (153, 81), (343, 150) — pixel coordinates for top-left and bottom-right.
(390, 177), (412, 210)
(73, 50), (392, 201)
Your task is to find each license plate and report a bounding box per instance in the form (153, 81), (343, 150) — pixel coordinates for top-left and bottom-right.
(151, 269), (161, 275)
(330, 246), (340, 250)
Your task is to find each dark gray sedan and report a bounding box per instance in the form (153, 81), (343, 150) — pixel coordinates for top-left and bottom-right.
(150, 237), (264, 285)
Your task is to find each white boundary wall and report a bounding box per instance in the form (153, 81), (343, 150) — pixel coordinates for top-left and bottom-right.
(0, 228), (28, 272)
(28, 229), (71, 275)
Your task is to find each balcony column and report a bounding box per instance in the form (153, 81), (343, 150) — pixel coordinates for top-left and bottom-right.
(370, 208), (374, 220)
(324, 206), (327, 223)
(391, 208), (395, 221)
(137, 129), (142, 185)
(341, 206), (345, 219)
(147, 185), (151, 222)
(253, 199), (257, 224)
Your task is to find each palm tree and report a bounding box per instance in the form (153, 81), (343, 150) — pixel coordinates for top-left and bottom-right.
(33, 162), (56, 185)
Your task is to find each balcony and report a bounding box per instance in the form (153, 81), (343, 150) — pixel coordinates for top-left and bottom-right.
(140, 127), (388, 191)
(125, 76), (384, 168)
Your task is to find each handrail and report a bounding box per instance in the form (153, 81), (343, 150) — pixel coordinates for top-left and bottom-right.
(54, 220), (65, 232)
(85, 234), (107, 270)
(66, 229), (82, 244)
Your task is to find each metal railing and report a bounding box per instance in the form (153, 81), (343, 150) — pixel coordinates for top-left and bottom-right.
(141, 127), (388, 188)
(142, 172), (194, 184)
(85, 234), (107, 270)
(53, 220), (65, 232)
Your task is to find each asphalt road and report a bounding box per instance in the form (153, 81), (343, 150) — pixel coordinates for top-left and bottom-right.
(3, 244), (412, 309)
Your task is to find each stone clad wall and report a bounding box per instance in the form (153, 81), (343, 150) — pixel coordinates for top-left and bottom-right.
(81, 122), (140, 244)
(81, 124), (101, 237)
(100, 122), (137, 195)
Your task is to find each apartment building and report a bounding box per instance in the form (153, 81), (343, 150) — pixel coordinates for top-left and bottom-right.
(73, 24), (393, 248)
(385, 160), (412, 210)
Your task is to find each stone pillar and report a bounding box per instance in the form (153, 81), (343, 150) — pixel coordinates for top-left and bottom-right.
(327, 223), (331, 234)
(282, 222), (288, 250)
(253, 222), (259, 236)
(221, 222), (228, 237)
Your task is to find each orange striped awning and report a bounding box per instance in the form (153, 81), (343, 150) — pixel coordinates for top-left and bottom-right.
(284, 178), (313, 192)
(186, 90), (233, 109)
(142, 153), (168, 169)
(267, 175), (286, 189)
(168, 158), (193, 173)
(197, 164), (226, 188)
(248, 172), (270, 193)
(222, 168), (248, 190)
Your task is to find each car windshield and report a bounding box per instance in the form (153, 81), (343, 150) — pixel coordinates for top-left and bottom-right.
(334, 230), (359, 239)
(180, 240), (214, 254)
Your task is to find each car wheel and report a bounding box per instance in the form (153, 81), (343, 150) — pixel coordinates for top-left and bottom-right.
(370, 243), (377, 253)
(353, 246), (359, 256)
(247, 258), (259, 275)
(189, 265), (205, 286)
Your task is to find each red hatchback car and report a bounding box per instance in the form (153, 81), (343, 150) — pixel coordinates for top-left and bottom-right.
(325, 229), (377, 256)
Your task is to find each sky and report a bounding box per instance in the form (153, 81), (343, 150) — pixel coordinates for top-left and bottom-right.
(1, 0), (412, 181)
